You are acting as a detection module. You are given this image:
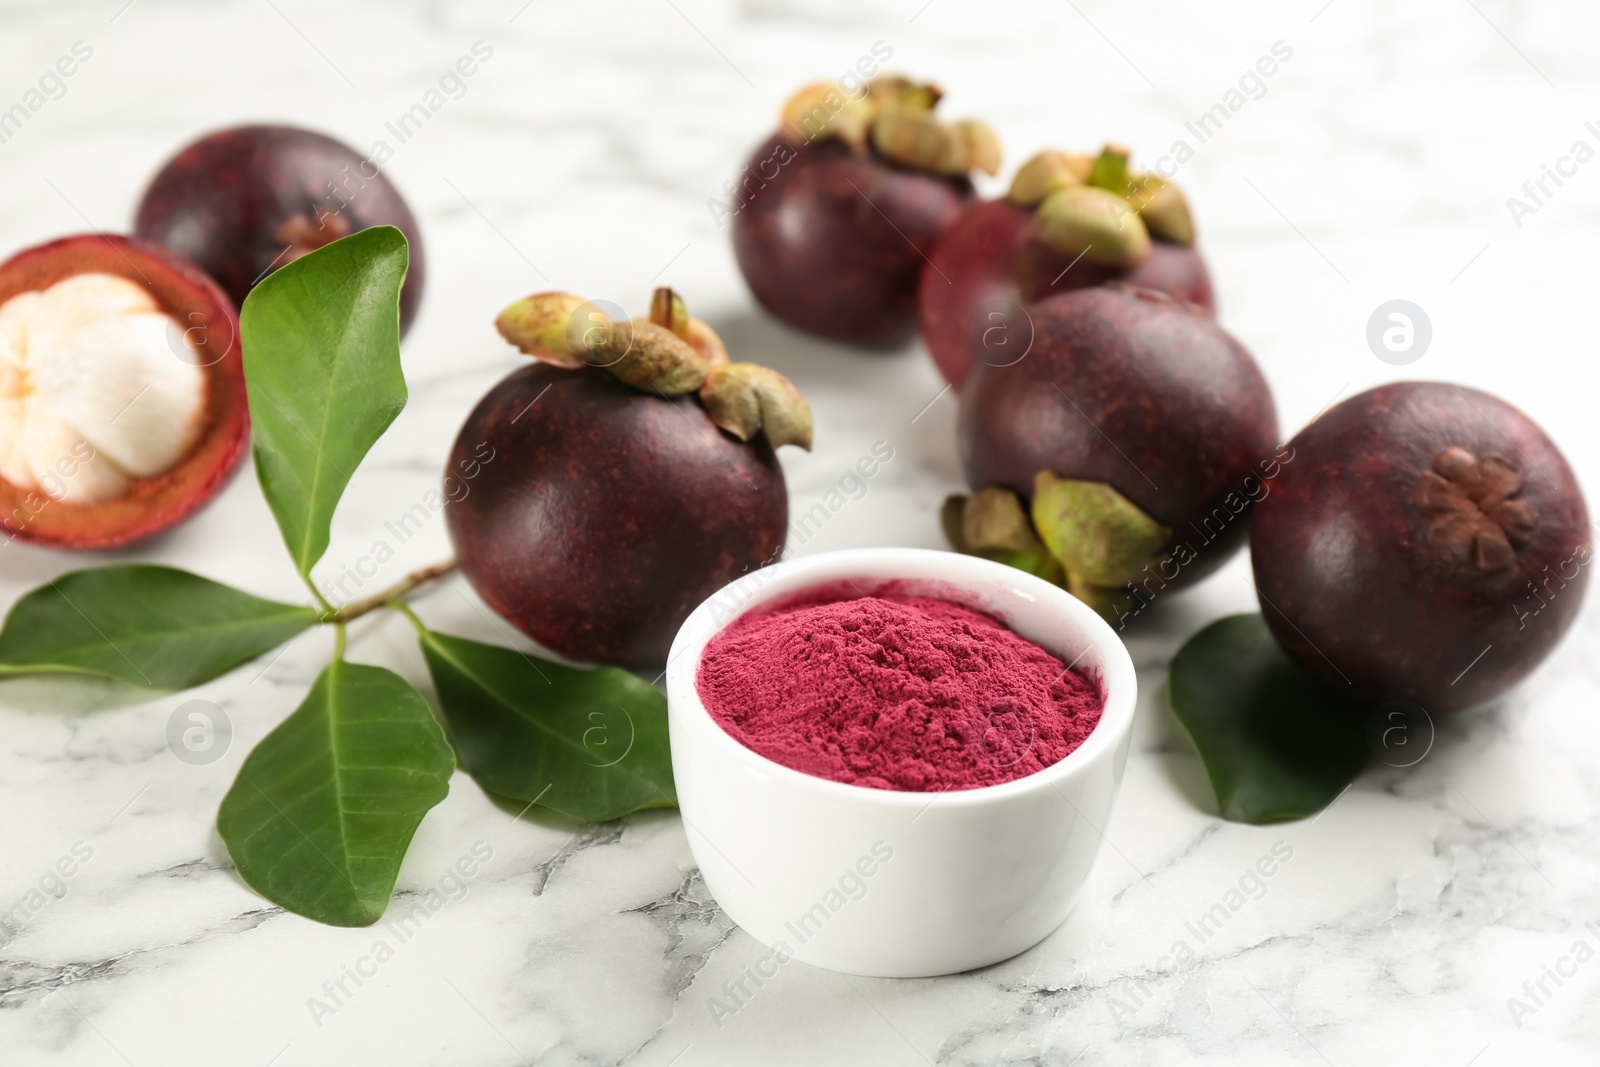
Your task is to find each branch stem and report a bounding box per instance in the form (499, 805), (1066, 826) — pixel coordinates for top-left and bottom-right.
(326, 558), (459, 625)
(388, 599), (427, 635)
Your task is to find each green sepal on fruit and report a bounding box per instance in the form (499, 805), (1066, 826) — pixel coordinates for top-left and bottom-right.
(1086, 143), (1131, 193)
(780, 75), (1000, 178)
(1008, 142), (1196, 263)
(1030, 472), (1170, 590)
(496, 287), (812, 450)
(942, 472), (1170, 621)
(1030, 186), (1152, 267)
(940, 489), (1063, 585)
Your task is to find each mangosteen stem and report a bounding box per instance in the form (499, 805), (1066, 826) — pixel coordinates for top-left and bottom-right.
(325, 558), (459, 625)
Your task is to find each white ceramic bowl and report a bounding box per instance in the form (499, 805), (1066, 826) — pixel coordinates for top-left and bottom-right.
(665, 547), (1137, 977)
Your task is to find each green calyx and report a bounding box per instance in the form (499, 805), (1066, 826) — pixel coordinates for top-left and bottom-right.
(1007, 150), (1094, 206)
(780, 74), (1001, 178)
(1029, 185), (1151, 266)
(941, 488), (1063, 584)
(495, 287), (811, 450)
(496, 287), (709, 396)
(942, 473), (1172, 622)
(1125, 175), (1195, 246)
(871, 110), (1002, 178)
(700, 362), (814, 451)
(1011, 142), (1197, 260)
(1086, 143), (1131, 194)
(1031, 472), (1171, 588)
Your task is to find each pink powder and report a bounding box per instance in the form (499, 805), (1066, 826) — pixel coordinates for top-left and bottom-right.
(695, 591), (1104, 792)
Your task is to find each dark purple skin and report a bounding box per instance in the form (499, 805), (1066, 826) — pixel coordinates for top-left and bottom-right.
(960, 285), (1280, 592)
(1112, 244), (1213, 307)
(135, 125), (426, 335)
(445, 363), (788, 670)
(921, 197), (1214, 390)
(1251, 382), (1590, 713)
(1021, 219), (1213, 310)
(731, 132), (973, 348)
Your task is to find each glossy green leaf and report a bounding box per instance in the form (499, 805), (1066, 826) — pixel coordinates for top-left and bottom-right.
(418, 629), (676, 821)
(0, 566), (319, 689)
(241, 226), (410, 580)
(218, 660), (454, 926)
(1169, 613), (1369, 824)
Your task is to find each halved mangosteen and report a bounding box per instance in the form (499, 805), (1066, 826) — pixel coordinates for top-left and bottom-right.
(0, 234), (248, 548)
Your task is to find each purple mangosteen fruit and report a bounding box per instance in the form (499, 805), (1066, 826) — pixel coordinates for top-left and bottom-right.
(1251, 382), (1590, 712)
(446, 288), (810, 670)
(921, 145), (1213, 390)
(730, 76), (999, 348)
(135, 124), (426, 335)
(946, 285), (1279, 624)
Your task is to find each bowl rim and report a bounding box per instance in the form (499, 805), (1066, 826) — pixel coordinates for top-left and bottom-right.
(665, 547), (1138, 809)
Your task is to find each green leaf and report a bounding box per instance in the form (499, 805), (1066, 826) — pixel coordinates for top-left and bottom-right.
(218, 660), (454, 926)
(1169, 613), (1369, 824)
(241, 226), (410, 581)
(418, 629), (676, 821)
(0, 566), (319, 689)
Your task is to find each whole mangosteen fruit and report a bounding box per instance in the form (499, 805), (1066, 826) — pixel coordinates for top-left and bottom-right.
(446, 288), (811, 670)
(730, 76), (999, 348)
(135, 125), (426, 335)
(948, 284), (1278, 623)
(0, 233), (248, 548)
(1251, 382), (1590, 713)
(921, 145), (1214, 390)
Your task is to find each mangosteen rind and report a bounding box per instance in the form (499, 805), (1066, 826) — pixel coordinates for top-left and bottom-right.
(732, 133), (974, 347)
(1251, 382), (1590, 712)
(0, 234), (248, 548)
(920, 151), (1214, 391)
(447, 364), (789, 671)
(958, 286), (1279, 598)
(449, 288), (809, 670)
(135, 125), (426, 335)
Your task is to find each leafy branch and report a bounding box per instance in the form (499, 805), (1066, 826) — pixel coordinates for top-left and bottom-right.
(0, 228), (674, 926)
(325, 558), (459, 624)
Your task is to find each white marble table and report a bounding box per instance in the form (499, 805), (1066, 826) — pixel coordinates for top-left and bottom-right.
(3, 0), (1599, 1063)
